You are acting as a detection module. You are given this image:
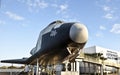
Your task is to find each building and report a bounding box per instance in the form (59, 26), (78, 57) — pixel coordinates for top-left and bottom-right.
(84, 46), (120, 63)
(80, 45), (120, 75)
(0, 65), (24, 75)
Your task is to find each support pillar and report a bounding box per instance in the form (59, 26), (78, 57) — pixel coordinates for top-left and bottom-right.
(71, 62), (74, 71)
(79, 61), (83, 74)
(64, 60), (69, 71)
(84, 62), (86, 74)
(76, 61), (80, 72)
(117, 68), (120, 75)
(32, 66), (34, 75)
(100, 65), (104, 75)
(88, 62), (90, 75)
(65, 63), (68, 71)
(36, 58), (39, 75)
(10, 72), (12, 75)
(73, 62), (76, 71)
(94, 64), (97, 75)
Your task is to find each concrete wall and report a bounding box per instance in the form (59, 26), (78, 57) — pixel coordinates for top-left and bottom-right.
(84, 46), (96, 54)
(0, 72), (10, 75)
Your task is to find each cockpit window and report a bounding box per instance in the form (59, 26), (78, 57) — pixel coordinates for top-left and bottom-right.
(48, 20), (64, 26)
(40, 20), (64, 37)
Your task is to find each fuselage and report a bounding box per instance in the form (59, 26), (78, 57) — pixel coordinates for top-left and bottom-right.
(29, 20), (88, 65)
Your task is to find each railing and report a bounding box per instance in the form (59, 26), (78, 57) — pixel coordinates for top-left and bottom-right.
(83, 54), (102, 64)
(80, 54), (120, 68)
(104, 61), (120, 68)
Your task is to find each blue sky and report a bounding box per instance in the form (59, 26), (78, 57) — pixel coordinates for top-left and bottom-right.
(0, 0), (120, 66)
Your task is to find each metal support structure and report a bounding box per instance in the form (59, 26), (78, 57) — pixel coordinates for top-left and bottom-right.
(100, 65), (104, 75)
(65, 63), (68, 71)
(71, 63), (74, 71)
(10, 72), (12, 75)
(118, 68), (120, 75)
(76, 61), (79, 72)
(63, 60), (69, 71)
(79, 61), (83, 74)
(36, 58), (39, 75)
(73, 62), (76, 71)
(84, 62), (86, 74)
(32, 66), (34, 75)
(88, 62), (90, 74)
(94, 64), (97, 75)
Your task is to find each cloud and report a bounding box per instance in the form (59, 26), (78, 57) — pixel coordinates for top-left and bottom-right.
(23, 0), (48, 12)
(17, 0), (70, 20)
(59, 4), (68, 11)
(51, 3), (68, 14)
(57, 4), (68, 14)
(110, 24), (120, 34)
(103, 6), (111, 12)
(96, 32), (104, 38)
(17, 0), (69, 15)
(29, 0), (48, 8)
(100, 25), (106, 30)
(102, 5), (117, 20)
(37, 0), (48, 9)
(104, 13), (113, 19)
(5, 11), (25, 21)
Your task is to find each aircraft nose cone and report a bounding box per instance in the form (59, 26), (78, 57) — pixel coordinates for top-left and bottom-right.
(69, 23), (88, 43)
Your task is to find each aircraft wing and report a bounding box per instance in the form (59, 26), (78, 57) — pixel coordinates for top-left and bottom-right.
(1, 58), (28, 64)
(1, 50), (43, 65)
